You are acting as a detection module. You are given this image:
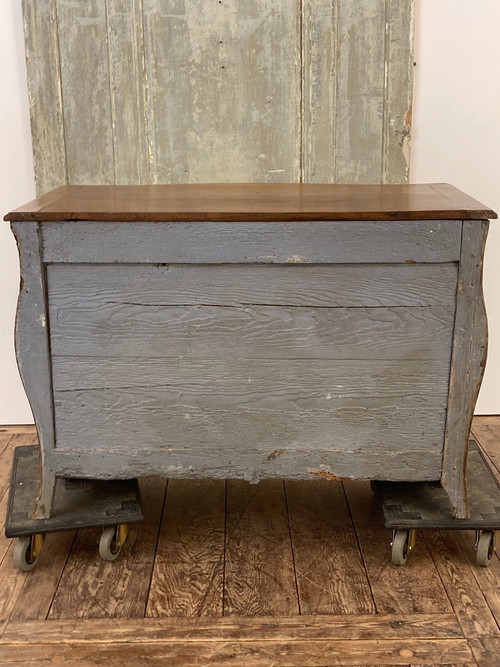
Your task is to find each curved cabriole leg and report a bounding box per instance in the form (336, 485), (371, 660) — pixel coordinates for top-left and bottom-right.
(12, 221), (56, 519)
(442, 219), (489, 519)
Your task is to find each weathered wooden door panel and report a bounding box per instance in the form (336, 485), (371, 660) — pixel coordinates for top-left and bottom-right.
(22, 0), (414, 193)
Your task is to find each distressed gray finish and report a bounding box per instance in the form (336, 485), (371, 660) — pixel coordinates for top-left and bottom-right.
(22, 1), (414, 192)
(442, 220), (489, 518)
(50, 445), (442, 484)
(46, 262), (459, 308)
(22, 1), (66, 193)
(40, 220), (462, 264)
(51, 356), (449, 478)
(48, 304), (455, 361)
(10, 222), (56, 518)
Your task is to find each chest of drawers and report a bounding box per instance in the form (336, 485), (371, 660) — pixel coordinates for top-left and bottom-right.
(6, 183), (496, 520)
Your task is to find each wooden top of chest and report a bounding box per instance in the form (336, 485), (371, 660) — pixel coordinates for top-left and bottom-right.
(5, 183), (497, 222)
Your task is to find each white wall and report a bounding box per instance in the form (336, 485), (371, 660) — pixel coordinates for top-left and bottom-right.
(411, 0), (500, 413)
(0, 0), (499, 423)
(0, 0), (36, 424)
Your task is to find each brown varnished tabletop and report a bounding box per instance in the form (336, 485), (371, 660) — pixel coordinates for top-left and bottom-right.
(4, 183), (497, 222)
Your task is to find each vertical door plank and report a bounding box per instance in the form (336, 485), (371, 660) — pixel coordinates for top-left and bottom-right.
(106, 0), (151, 184)
(55, 0), (114, 184)
(48, 478), (165, 619)
(335, 0), (386, 183)
(301, 0), (337, 182)
(344, 480), (452, 614)
(146, 479), (225, 618)
(224, 480), (299, 616)
(382, 0), (414, 183)
(142, 0), (301, 183)
(22, 0), (67, 194)
(285, 479), (375, 614)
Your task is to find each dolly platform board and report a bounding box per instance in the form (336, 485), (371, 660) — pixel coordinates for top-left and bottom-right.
(5, 183), (497, 520)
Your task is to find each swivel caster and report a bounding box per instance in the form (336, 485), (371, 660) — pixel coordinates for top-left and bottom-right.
(391, 529), (416, 565)
(99, 524), (129, 561)
(475, 530), (496, 567)
(13, 533), (45, 571)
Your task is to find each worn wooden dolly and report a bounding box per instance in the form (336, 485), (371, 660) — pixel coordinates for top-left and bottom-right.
(374, 440), (500, 567)
(5, 445), (143, 571)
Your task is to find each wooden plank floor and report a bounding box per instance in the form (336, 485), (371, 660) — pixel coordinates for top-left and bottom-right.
(0, 418), (499, 665)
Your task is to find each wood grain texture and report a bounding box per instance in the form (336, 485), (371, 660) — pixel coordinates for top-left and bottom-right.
(143, 0), (300, 184)
(471, 416), (500, 480)
(10, 222), (55, 519)
(8, 531), (76, 622)
(40, 219), (463, 264)
(1, 613), (465, 643)
(48, 478), (166, 620)
(55, 0), (114, 185)
(8, 183), (496, 222)
(0, 435), (38, 567)
(442, 220), (490, 518)
(0, 434), (35, 502)
(224, 480), (298, 615)
(301, 0), (336, 182)
(343, 481), (452, 615)
(453, 529), (500, 629)
(50, 357), (448, 482)
(21, 3), (415, 191)
(50, 445), (444, 487)
(0, 542), (28, 637)
(422, 529), (499, 638)
(4, 422), (500, 662)
(49, 303), (456, 362)
(383, 0), (414, 183)
(146, 479), (225, 618)
(335, 1), (385, 183)
(22, 0), (67, 194)
(0, 432), (14, 457)
(285, 479), (375, 615)
(0, 638), (474, 665)
(47, 262), (459, 309)
(469, 636), (500, 667)
(106, 0), (150, 185)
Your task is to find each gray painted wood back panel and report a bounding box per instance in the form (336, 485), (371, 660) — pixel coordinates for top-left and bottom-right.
(47, 265), (457, 361)
(22, 1), (414, 192)
(47, 257), (453, 481)
(46, 262), (459, 308)
(47, 262), (458, 311)
(52, 356), (448, 483)
(49, 303), (455, 362)
(41, 220), (462, 264)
